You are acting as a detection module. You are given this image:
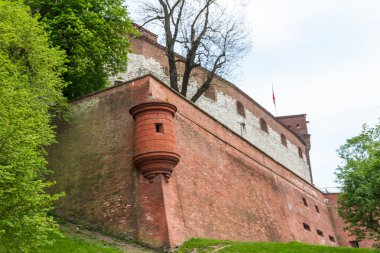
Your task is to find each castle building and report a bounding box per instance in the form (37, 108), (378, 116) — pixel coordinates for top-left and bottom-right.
(47, 27), (372, 249)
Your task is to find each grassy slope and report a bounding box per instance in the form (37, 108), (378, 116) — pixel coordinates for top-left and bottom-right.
(38, 233), (123, 253)
(37, 229), (377, 253)
(175, 238), (377, 253)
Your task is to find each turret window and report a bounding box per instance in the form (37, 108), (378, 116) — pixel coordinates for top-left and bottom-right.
(155, 123), (164, 133)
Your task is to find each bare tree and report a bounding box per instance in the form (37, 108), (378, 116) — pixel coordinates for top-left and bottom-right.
(139, 0), (251, 102)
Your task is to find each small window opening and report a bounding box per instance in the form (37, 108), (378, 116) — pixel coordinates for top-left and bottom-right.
(298, 147), (303, 158)
(281, 134), (287, 147)
(315, 205), (320, 213)
(302, 197), (308, 207)
(155, 123), (164, 133)
(329, 235), (336, 242)
(296, 124), (300, 128)
(349, 241), (359, 248)
(260, 118), (268, 133)
(303, 223), (311, 231)
(316, 229), (324, 237)
(236, 101), (245, 117)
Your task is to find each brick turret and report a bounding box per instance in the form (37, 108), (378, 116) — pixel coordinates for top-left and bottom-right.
(129, 101), (180, 181)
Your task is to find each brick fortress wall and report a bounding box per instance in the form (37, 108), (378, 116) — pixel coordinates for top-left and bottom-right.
(146, 76), (338, 247)
(46, 75), (371, 249)
(47, 78), (149, 240)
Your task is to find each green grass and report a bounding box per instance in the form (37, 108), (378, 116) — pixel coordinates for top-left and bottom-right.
(175, 238), (377, 253)
(38, 233), (123, 253)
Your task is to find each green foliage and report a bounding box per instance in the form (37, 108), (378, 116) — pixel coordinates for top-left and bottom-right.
(336, 123), (380, 245)
(25, 0), (137, 99)
(39, 232), (123, 253)
(175, 238), (376, 253)
(0, 1), (66, 252)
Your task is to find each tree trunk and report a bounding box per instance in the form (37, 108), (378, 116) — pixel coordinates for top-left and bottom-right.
(190, 74), (213, 102)
(167, 50), (179, 91)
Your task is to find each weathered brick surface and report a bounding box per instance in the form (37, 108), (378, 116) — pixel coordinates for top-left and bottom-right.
(47, 77), (151, 238)
(47, 74), (374, 249)
(146, 79), (337, 246)
(135, 174), (170, 248)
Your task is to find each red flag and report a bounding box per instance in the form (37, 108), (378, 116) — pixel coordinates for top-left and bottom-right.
(272, 84), (277, 116)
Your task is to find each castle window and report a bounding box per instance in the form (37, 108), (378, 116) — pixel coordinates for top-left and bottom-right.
(329, 235), (336, 242)
(349, 241), (359, 248)
(302, 197), (308, 207)
(281, 134), (287, 147)
(236, 101), (245, 117)
(260, 118), (268, 133)
(155, 123), (164, 133)
(298, 147), (303, 158)
(316, 229), (324, 237)
(303, 223), (311, 231)
(315, 205), (320, 213)
(204, 86), (216, 101)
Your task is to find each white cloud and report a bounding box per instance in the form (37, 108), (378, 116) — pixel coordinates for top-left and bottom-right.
(237, 0), (380, 188)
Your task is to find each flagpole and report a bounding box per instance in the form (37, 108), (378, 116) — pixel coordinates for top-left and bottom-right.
(272, 83), (277, 116)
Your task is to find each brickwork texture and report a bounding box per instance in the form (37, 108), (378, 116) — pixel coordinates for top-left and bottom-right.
(47, 75), (373, 249)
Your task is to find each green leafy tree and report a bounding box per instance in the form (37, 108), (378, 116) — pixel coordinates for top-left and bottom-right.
(336, 122), (380, 246)
(25, 0), (137, 99)
(0, 1), (66, 252)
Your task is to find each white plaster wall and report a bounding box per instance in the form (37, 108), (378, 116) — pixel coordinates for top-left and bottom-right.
(110, 54), (311, 183)
(110, 54), (170, 85)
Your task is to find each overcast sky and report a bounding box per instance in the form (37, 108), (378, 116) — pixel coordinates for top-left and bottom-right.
(127, 0), (380, 189)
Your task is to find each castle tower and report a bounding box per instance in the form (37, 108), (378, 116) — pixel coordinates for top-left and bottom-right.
(277, 114), (313, 183)
(129, 100), (180, 181)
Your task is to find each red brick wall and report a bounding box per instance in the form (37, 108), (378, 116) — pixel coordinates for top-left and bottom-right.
(48, 76), (181, 248)
(47, 77), (151, 238)
(47, 75), (372, 249)
(148, 78), (338, 247)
